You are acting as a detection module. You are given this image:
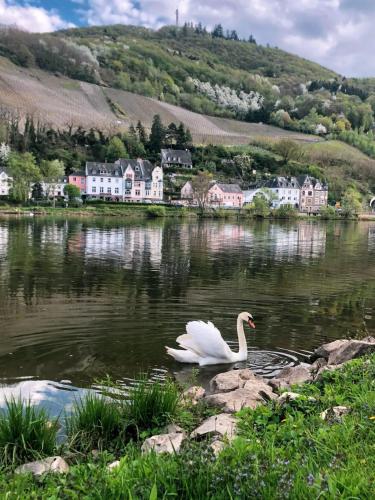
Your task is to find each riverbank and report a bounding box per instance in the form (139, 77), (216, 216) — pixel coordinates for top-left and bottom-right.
(0, 338), (374, 498)
(0, 203), (369, 221)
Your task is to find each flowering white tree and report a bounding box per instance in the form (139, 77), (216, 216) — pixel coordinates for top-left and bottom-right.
(315, 123), (327, 135)
(188, 78), (264, 117)
(0, 143), (10, 165)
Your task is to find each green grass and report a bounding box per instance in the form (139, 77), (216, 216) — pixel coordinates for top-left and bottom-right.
(0, 356), (374, 497)
(0, 399), (58, 467)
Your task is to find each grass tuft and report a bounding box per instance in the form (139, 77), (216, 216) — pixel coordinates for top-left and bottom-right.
(0, 398), (58, 466)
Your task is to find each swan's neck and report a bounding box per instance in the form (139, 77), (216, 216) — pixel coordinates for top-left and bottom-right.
(237, 315), (247, 357)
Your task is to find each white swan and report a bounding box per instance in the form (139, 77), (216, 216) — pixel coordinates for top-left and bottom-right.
(165, 312), (255, 366)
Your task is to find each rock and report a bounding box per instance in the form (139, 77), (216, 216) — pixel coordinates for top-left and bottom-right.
(205, 379), (276, 413)
(182, 386), (205, 404)
(328, 340), (375, 365)
(210, 439), (225, 456)
(314, 363), (345, 381)
(15, 456), (69, 476)
(107, 460), (120, 470)
(210, 369), (257, 393)
(267, 378), (290, 391)
(141, 432), (185, 455)
(320, 406), (350, 422)
(278, 392), (316, 405)
(190, 413), (237, 440)
(274, 365), (312, 386)
(309, 357), (327, 375)
(162, 423), (185, 434)
(313, 340), (350, 360)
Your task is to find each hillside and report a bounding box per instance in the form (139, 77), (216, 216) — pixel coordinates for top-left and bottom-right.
(0, 56), (319, 146)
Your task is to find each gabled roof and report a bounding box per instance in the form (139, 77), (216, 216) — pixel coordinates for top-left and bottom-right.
(297, 175), (328, 190)
(215, 183), (242, 194)
(161, 149), (192, 165)
(86, 162), (122, 177)
(115, 159), (155, 180)
(265, 176), (300, 189)
(0, 167), (11, 176)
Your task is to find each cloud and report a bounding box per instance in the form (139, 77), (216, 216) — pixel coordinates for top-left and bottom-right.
(80, 0), (375, 77)
(0, 0), (74, 32)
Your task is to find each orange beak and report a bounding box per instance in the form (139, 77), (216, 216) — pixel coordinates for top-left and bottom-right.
(248, 319), (256, 329)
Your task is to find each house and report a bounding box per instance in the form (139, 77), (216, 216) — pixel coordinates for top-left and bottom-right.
(298, 175), (328, 213)
(161, 149), (192, 169)
(41, 177), (68, 198)
(243, 188), (264, 205)
(264, 176), (300, 208)
(208, 183), (243, 208)
(85, 159), (163, 202)
(181, 180), (243, 208)
(0, 168), (12, 196)
(68, 170), (86, 194)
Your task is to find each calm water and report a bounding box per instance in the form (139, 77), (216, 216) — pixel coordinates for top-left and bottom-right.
(0, 217), (374, 415)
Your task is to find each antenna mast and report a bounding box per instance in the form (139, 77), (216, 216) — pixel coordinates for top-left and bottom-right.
(176, 8), (179, 27)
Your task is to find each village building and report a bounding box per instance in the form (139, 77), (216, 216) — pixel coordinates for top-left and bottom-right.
(180, 180), (243, 208)
(41, 177), (68, 198)
(161, 149), (193, 169)
(68, 171), (86, 194)
(298, 175), (328, 213)
(264, 176), (300, 208)
(85, 159), (163, 202)
(0, 168), (12, 196)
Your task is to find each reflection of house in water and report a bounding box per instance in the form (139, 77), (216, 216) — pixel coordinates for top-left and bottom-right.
(83, 227), (163, 270)
(270, 223), (326, 260)
(369, 226), (375, 250)
(179, 224), (253, 253)
(40, 224), (67, 250)
(0, 225), (8, 260)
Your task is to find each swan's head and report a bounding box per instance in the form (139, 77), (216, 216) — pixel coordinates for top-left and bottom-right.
(239, 311), (256, 329)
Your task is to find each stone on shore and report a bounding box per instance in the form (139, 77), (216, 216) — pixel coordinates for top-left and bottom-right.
(141, 432), (185, 455)
(210, 369), (257, 393)
(182, 386), (206, 404)
(327, 339), (375, 365)
(15, 456), (69, 476)
(210, 439), (225, 456)
(205, 379), (276, 413)
(277, 391), (316, 405)
(190, 413), (237, 440)
(320, 406), (350, 422)
(107, 460), (121, 471)
(274, 365), (313, 386)
(313, 340), (351, 360)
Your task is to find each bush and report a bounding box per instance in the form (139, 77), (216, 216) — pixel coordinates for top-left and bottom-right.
(67, 394), (125, 453)
(319, 205), (338, 219)
(124, 377), (180, 432)
(273, 204), (298, 218)
(0, 399), (58, 466)
(146, 205), (166, 218)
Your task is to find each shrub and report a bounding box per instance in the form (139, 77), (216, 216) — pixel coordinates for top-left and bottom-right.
(273, 204), (298, 218)
(146, 205), (166, 218)
(124, 377), (180, 432)
(67, 394), (125, 453)
(0, 399), (58, 466)
(319, 205), (338, 219)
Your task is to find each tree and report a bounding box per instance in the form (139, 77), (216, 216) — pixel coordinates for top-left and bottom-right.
(106, 136), (127, 162)
(148, 115), (165, 154)
(191, 171), (213, 212)
(341, 188), (362, 217)
(251, 193), (271, 217)
(212, 24), (224, 38)
(40, 159), (65, 206)
(0, 143), (10, 165)
(274, 139), (305, 163)
(64, 183), (81, 200)
(136, 120), (148, 145)
(8, 152), (41, 202)
(31, 182), (44, 200)
(233, 155), (253, 180)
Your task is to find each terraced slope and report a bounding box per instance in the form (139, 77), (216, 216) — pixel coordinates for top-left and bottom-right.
(0, 57), (320, 146)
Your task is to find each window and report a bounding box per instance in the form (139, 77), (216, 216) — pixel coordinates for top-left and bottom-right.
(115, 187), (119, 194)
(107, 188), (111, 194)
(302, 190), (305, 195)
(125, 190), (131, 195)
(135, 190), (140, 196)
(81, 178), (84, 184)
(100, 187), (104, 193)
(308, 191), (313, 196)
(100, 178), (104, 182)
(92, 187), (96, 193)
(73, 177), (76, 181)
(93, 177), (96, 182)
(108, 178), (111, 183)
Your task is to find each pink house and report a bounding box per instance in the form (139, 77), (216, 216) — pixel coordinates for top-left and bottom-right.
(68, 171), (86, 194)
(208, 183), (243, 208)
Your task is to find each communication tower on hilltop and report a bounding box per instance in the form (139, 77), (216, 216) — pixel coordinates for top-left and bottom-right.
(176, 8), (179, 27)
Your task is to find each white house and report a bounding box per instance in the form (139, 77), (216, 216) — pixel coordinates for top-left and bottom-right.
(85, 159), (163, 202)
(41, 177), (68, 198)
(264, 176), (300, 208)
(0, 168), (12, 196)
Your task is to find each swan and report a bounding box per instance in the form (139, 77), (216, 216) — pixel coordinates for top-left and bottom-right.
(165, 312), (255, 366)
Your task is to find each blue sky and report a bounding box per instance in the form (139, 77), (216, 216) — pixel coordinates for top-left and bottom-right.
(1, 0), (375, 77)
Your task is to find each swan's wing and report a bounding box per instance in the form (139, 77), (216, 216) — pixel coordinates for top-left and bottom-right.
(179, 320), (233, 359)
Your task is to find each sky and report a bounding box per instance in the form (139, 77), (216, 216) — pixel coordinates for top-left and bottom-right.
(0, 0), (374, 77)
